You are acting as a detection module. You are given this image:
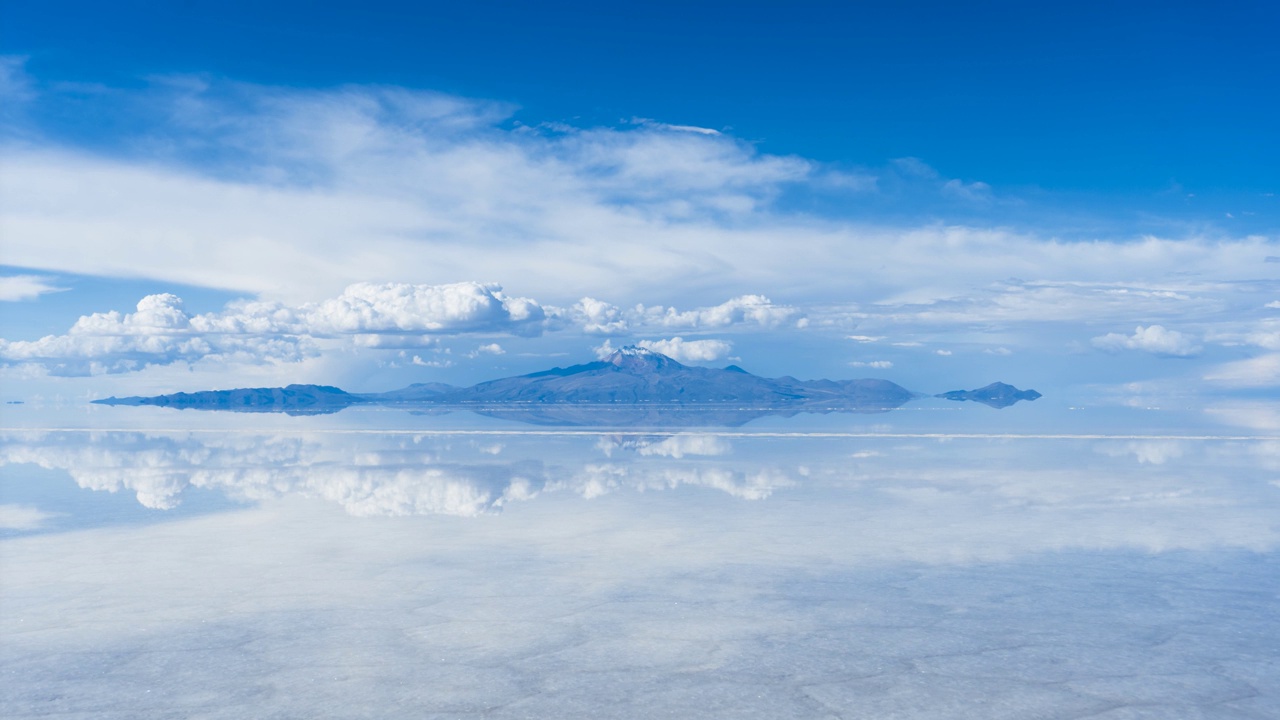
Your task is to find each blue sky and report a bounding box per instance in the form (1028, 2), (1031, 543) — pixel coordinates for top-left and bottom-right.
(1, 1), (1278, 410)
(7, 0), (1277, 193)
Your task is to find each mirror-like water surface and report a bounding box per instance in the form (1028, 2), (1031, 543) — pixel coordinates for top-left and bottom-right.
(2, 405), (1278, 718)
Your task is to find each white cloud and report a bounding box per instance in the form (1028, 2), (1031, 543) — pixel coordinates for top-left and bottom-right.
(1204, 354), (1280, 388)
(307, 282), (544, 335)
(0, 55), (33, 107)
(3, 72), (1280, 390)
(634, 337), (733, 363)
(0, 503), (59, 530)
(568, 463), (793, 501)
(941, 178), (993, 203)
(1097, 441), (1185, 466)
(0, 281), (805, 376)
(637, 295), (803, 329)
(1092, 325), (1203, 357)
(935, 349), (952, 356)
(411, 355), (453, 368)
(849, 360), (893, 369)
(891, 157), (939, 179)
(870, 279), (1225, 327)
(630, 117), (722, 136)
(632, 434), (732, 458)
(0, 283), (544, 375)
(12, 75), (1270, 322)
(0, 294), (313, 375)
(566, 295), (803, 335)
(466, 343), (505, 358)
(571, 297), (628, 334)
(0, 275), (64, 301)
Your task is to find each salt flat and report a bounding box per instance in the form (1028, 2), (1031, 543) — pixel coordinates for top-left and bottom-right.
(2, 404), (1278, 718)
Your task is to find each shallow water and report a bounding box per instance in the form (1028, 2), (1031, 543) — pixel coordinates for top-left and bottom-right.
(2, 403), (1278, 718)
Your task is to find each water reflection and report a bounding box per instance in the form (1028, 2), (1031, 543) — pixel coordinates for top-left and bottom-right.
(4, 429), (1277, 559)
(3, 424), (1279, 718)
(0, 431), (795, 517)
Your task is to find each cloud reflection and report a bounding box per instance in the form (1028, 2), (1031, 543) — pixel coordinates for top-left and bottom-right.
(0, 431), (796, 517)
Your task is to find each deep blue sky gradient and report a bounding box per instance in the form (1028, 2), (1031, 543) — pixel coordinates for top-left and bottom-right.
(5, 0), (1277, 194)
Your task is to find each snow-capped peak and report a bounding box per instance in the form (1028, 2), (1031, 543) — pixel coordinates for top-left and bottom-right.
(604, 345), (679, 371)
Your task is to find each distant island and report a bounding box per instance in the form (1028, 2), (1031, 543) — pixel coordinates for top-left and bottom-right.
(94, 345), (1039, 426)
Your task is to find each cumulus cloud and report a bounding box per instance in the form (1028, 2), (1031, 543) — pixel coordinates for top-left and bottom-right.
(593, 337), (733, 363)
(636, 337), (733, 363)
(466, 343), (505, 358)
(571, 297), (628, 334)
(567, 295), (803, 335)
(0, 282), (544, 375)
(0, 294), (313, 375)
(637, 295), (804, 329)
(1092, 325), (1203, 357)
(850, 360), (893, 369)
(4, 70), (1279, 389)
(0, 275), (64, 301)
(0, 280), (806, 375)
(308, 282), (543, 335)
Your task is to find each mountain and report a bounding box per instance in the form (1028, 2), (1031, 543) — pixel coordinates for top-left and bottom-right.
(97, 384), (360, 416)
(415, 346), (915, 409)
(936, 382), (1042, 409)
(363, 382), (460, 402)
(93, 346), (1040, 425)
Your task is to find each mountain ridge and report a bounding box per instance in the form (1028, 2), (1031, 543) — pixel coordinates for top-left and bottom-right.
(93, 346), (1039, 424)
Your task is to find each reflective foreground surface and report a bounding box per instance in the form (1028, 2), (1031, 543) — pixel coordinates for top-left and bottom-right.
(2, 408), (1279, 718)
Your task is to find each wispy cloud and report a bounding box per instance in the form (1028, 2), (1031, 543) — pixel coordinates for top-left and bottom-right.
(0, 503), (60, 530)
(1, 64), (1277, 388)
(2, 69), (1271, 314)
(0, 274), (65, 301)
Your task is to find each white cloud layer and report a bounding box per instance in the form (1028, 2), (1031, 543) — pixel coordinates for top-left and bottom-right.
(1092, 325), (1203, 357)
(2, 68), (1272, 315)
(1, 64), (1278, 389)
